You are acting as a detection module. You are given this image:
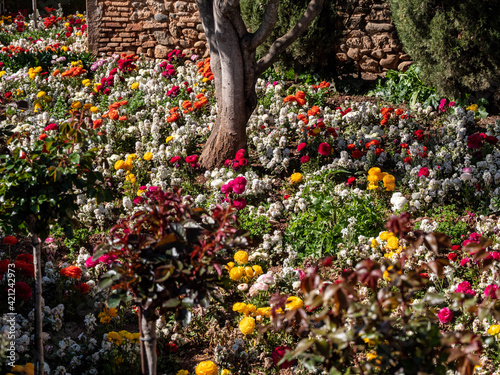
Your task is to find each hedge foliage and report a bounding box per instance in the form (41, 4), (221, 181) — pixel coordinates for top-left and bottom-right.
(389, 0), (500, 98)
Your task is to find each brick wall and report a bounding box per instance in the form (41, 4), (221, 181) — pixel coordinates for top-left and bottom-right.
(86, 0), (412, 73)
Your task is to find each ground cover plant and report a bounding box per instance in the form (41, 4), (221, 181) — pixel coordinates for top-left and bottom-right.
(1, 7), (500, 375)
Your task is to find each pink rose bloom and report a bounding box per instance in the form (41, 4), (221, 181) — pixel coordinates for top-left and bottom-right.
(272, 346), (296, 369)
(485, 284), (499, 299)
(233, 176), (247, 186)
(418, 167), (430, 178)
(300, 155), (310, 163)
(455, 280), (476, 296)
(221, 184), (232, 194)
(232, 184), (246, 194)
(437, 307), (453, 323)
(318, 142), (331, 156)
(297, 142), (307, 152)
(232, 197), (247, 210)
(85, 256), (99, 268)
(460, 258), (470, 266)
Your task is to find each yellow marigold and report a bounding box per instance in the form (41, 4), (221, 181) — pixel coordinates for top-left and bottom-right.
(229, 267), (244, 281)
(82, 79), (91, 87)
(122, 161), (133, 171)
(107, 331), (122, 346)
(244, 304), (257, 316)
(36, 91), (46, 98)
(233, 302), (246, 313)
(383, 174), (396, 191)
(226, 261), (235, 270)
(125, 173), (136, 183)
(366, 351), (378, 361)
(177, 370), (189, 375)
(368, 167), (383, 180)
(290, 172), (303, 183)
(195, 360), (218, 375)
(143, 152), (153, 161)
(234, 250), (249, 265)
(252, 265), (263, 276)
(255, 307), (271, 318)
(83, 103), (93, 110)
(126, 153), (137, 162)
(488, 325), (500, 336)
(386, 236), (399, 250)
(166, 135), (174, 143)
(285, 296), (303, 310)
(466, 104), (478, 112)
(371, 239), (379, 248)
(367, 182), (379, 190)
(379, 232), (394, 241)
(244, 266), (254, 278)
(34, 66), (43, 73)
(114, 160), (125, 170)
(382, 270), (391, 281)
(221, 370), (231, 375)
(0, 71), (5, 78)
(239, 316), (256, 335)
(90, 106), (99, 113)
(71, 101), (82, 109)
(131, 82), (140, 90)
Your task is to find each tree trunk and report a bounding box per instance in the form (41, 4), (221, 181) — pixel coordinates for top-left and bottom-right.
(196, 0), (324, 170)
(139, 307), (157, 375)
(32, 0), (37, 28)
(28, 215), (44, 375)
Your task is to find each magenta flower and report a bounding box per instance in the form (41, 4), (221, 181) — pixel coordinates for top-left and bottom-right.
(437, 307), (453, 323)
(485, 284), (499, 299)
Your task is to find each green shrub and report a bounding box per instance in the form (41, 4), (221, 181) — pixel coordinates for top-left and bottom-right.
(240, 0), (340, 75)
(389, 0), (500, 98)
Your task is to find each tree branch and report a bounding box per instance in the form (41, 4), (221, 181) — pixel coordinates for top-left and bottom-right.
(244, 0), (280, 50)
(255, 0), (324, 76)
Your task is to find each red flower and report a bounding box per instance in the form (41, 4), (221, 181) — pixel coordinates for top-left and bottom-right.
(166, 342), (177, 353)
(16, 254), (33, 264)
(15, 260), (34, 278)
(467, 133), (483, 149)
(318, 142), (331, 156)
(418, 167), (429, 178)
(437, 307), (453, 323)
(93, 119), (103, 129)
(44, 123), (58, 131)
(403, 156), (412, 164)
(346, 143), (356, 151)
(297, 142), (307, 152)
(451, 245), (461, 251)
(346, 177), (356, 186)
(75, 282), (90, 294)
(0, 259), (9, 274)
(60, 265), (82, 280)
(170, 156), (181, 164)
(38, 134), (48, 141)
(185, 155), (199, 164)
(414, 129), (424, 141)
(233, 198), (247, 210)
(15, 282), (32, 301)
(3, 236), (17, 245)
(272, 346), (296, 369)
(352, 149), (362, 159)
(485, 136), (498, 145)
(300, 155), (310, 163)
(448, 253), (458, 261)
(484, 284), (499, 299)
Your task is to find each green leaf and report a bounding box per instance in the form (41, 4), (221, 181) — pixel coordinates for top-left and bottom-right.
(107, 293), (123, 308)
(70, 153), (80, 165)
(98, 277), (116, 290)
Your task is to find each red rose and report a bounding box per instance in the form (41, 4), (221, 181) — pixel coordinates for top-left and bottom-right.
(185, 155), (199, 164)
(403, 156), (412, 164)
(3, 236), (17, 245)
(60, 265), (82, 280)
(467, 133), (483, 149)
(352, 149), (362, 159)
(15, 282), (33, 301)
(16, 254), (33, 264)
(170, 156), (181, 164)
(272, 346), (296, 369)
(448, 253), (458, 261)
(418, 167), (429, 178)
(44, 123), (58, 131)
(451, 245), (461, 251)
(300, 155), (310, 163)
(437, 307), (453, 323)
(346, 177), (356, 186)
(318, 142), (331, 156)
(297, 142), (307, 152)
(166, 342), (177, 353)
(15, 261), (34, 278)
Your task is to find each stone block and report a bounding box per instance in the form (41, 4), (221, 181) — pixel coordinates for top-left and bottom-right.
(398, 61), (413, 72)
(359, 55), (380, 73)
(366, 22), (394, 34)
(347, 47), (362, 61)
(336, 52), (349, 62)
(155, 44), (169, 59)
(380, 54), (399, 69)
(371, 49), (385, 59)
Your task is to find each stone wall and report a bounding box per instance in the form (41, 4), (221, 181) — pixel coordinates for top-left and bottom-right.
(87, 0), (413, 74)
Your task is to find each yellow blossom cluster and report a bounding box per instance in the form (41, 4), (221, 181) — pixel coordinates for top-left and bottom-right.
(233, 302), (271, 318)
(7, 363), (34, 375)
(107, 330), (140, 345)
(367, 167), (395, 191)
(114, 154), (138, 183)
(195, 360), (218, 375)
(28, 66), (43, 80)
(290, 172), (303, 184)
(227, 251), (263, 281)
(372, 231), (404, 259)
(98, 306), (118, 324)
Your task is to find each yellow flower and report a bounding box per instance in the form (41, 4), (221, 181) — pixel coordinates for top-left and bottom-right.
(290, 173), (303, 183)
(239, 316), (256, 335)
(34, 102), (42, 113)
(466, 104), (478, 112)
(233, 302), (246, 313)
(114, 160), (125, 170)
(285, 296), (303, 310)
(122, 161), (133, 171)
(367, 174), (380, 183)
(64, 22), (70, 27)
(244, 266), (254, 278)
(255, 307), (271, 318)
(165, 135), (174, 143)
(234, 250), (249, 265)
(226, 262), (235, 270)
(202, 77), (209, 83)
(383, 174), (396, 191)
(488, 325), (500, 336)
(368, 167), (383, 180)
(195, 360), (218, 375)
(371, 239), (379, 248)
(34, 66), (43, 73)
(221, 370), (231, 375)
(379, 232), (394, 241)
(229, 267), (244, 281)
(0, 71), (5, 77)
(108, 331), (123, 346)
(126, 153), (137, 162)
(36, 91), (46, 98)
(252, 265), (263, 276)
(84, 103), (93, 110)
(367, 182), (379, 190)
(126, 173), (136, 183)
(143, 152), (153, 161)
(386, 236), (399, 250)
(137, 188), (146, 196)
(366, 351), (378, 361)
(61, 46), (68, 52)
(82, 79), (91, 87)
(90, 106), (99, 113)
(177, 371), (189, 375)
(244, 304), (257, 316)
(383, 270), (391, 281)
(131, 82), (140, 90)
(71, 101), (82, 109)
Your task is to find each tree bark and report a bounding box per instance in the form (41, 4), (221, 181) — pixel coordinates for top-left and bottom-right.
(28, 215), (44, 375)
(139, 307), (157, 375)
(196, 0), (324, 170)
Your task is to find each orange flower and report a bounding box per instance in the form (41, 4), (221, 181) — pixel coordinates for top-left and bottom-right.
(118, 115), (127, 121)
(296, 97), (307, 106)
(395, 108), (404, 116)
(93, 119), (103, 129)
(283, 95), (297, 103)
(170, 106), (179, 114)
(167, 113), (181, 122)
(52, 69), (60, 77)
(295, 91), (306, 99)
(108, 110), (119, 120)
(61, 266), (82, 280)
(307, 106), (321, 117)
(182, 100), (192, 109)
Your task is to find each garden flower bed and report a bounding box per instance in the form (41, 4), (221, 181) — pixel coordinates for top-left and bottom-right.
(0, 8), (499, 375)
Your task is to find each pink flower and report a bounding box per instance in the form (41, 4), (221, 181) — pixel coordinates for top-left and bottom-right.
(437, 307), (453, 323)
(169, 156), (181, 164)
(185, 155), (199, 164)
(44, 123), (58, 131)
(272, 346), (296, 369)
(454, 280), (476, 296)
(232, 198), (247, 210)
(346, 176), (356, 186)
(300, 155), (310, 163)
(448, 101), (456, 107)
(85, 256), (99, 268)
(318, 142), (331, 156)
(418, 167), (429, 178)
(297, 143), (307, 152)
(460, 258), (470, 266)
(484, 284), (499, 299)
(221, 184), (232, 194)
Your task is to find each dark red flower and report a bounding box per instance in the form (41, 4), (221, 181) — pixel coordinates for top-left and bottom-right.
(15, 282), (32, 301)
(318, 142), (331, 156)
(272, 346), (296, 369)
(3, 236), (17, 245)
